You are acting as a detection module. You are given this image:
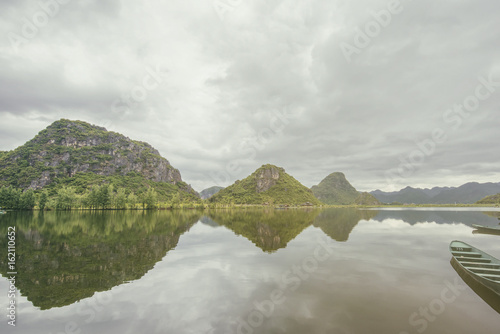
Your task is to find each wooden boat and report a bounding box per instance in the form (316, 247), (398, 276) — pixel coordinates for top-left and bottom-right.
(472, 224), (500, 235)
(449, 240), (500, 295)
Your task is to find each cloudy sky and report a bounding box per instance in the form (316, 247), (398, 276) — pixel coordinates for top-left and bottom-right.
(1, 0), (499, 192)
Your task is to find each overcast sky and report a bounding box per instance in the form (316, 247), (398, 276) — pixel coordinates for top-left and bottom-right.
(1, 0), (499, 192)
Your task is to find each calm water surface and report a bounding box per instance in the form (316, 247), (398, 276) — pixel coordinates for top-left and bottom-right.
(1, 208), (500, 334)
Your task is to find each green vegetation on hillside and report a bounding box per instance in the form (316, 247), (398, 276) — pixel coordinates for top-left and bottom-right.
(209, 164), (322, 206)
(44, 171), (199, 204)
(476, 193), (500, 205)
(0, 119), (150, 188)
(0, 186), (36, 209)
(0, 179), (200, 211)
(311, 172), (359, 205)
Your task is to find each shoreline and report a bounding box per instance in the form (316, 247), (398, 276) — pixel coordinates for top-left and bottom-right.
(1, 203), (499, 212)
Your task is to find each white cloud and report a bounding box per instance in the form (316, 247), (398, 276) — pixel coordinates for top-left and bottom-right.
(1, 0), (499, 192)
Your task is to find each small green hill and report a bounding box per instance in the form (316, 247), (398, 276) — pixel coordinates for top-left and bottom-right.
(476, 193), (500, 205)
(311, 172), (359, 205)
(354, 192), (382, 206)
(209, 164), (323, 205)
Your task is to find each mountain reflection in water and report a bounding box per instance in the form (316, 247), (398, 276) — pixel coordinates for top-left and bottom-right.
(207, 208), (377, 252)
(0, 208), (376, 309)
(0, 210), (201, 309)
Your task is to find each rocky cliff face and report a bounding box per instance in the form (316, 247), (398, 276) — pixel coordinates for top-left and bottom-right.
(0, 119), (186, 190)
(255, 166), (283, 193)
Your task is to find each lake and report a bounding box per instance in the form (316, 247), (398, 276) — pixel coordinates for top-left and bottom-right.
(1, 208), (500, 334)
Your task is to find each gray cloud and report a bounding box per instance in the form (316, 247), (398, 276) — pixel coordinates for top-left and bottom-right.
(1, 0), (499, 192)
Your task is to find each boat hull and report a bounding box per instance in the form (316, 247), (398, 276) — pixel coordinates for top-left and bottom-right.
(450, 258), (500, 314)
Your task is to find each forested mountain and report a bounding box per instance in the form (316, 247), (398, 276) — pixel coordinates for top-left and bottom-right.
(0, 119), (199, 205)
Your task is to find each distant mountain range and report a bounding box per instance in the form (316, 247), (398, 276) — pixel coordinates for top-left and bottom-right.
(370, 182), (500, 204)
